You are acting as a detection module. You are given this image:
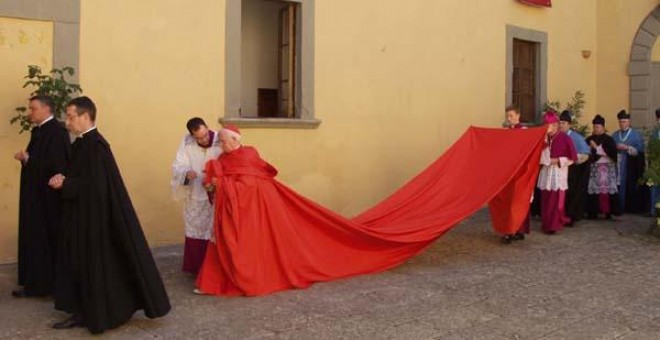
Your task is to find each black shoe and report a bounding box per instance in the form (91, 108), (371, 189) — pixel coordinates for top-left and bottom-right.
(501, 235), (514, 244)
(52, 315), (84, 330)
(605, 214), (613, 220)
(544, 231), (557, 235)
(565, 222), (574, 227)
(11, 289), (33, 298)
(512, 233), (525, 241)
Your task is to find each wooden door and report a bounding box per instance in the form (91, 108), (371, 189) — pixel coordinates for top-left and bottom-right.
(512, 38), (538, 123)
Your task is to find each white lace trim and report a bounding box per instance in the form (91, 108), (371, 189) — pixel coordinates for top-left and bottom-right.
(588, 163), (618, 195)
(171, 133), (222, 202)
(183, 199), (214, 240)
(537, 147), (570, 191)
(537, 164), (570, 191)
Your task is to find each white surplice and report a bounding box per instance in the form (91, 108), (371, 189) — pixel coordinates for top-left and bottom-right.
(171, 132), (222, 240)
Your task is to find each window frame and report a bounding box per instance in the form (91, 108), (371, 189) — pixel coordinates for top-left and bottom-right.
(505, 25), (547, 125)
(221, 0), (320, 129)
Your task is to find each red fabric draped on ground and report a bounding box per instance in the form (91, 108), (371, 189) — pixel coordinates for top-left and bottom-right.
(196, 126), (546, 296)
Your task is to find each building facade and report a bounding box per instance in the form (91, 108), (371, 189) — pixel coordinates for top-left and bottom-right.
(0, 0), (659, 263)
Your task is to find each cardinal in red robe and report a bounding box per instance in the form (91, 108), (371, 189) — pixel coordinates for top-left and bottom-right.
(195, 125), (546, 296)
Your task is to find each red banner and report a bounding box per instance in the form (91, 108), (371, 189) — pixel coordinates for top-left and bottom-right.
(518, 0), (551, 7)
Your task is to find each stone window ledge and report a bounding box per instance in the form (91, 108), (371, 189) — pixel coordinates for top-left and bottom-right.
(218, 117), (321, 129)
(500, 122), (542, 128)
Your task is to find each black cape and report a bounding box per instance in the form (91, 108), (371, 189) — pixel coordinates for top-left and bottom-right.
(620, 151), (649, 214)
(566, 161), (589, 222)
(586, 133), (618, 162)
(18, 118), (71, 295)
(55, 129), (170, 334)
(585, 133), (620, 216)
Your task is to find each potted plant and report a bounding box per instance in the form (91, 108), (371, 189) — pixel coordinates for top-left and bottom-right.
(544, 90), (590, 136)
(640, 130), (660, 232)
(9, 65), (82, 133)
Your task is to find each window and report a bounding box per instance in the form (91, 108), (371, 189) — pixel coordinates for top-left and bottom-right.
(222, 0), (319, 128)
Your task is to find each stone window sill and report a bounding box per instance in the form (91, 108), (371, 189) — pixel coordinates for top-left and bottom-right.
(218, 117), (321, 129)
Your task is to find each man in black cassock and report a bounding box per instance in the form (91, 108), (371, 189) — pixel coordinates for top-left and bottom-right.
(559, 110), (591, 225)
(586, 115), (620, 219)
(48, 97), (170, 334)
(13, 95), (71, 297)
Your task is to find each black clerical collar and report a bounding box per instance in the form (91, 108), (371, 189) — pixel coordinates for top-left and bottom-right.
(80, 126), (97, 137)
(39, 116), (54, 127)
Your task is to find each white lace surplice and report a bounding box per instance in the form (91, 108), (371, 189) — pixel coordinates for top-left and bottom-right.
(587, 145), (618, 195)
(537, 146), (573, 191)
(171, 132), (222, 240)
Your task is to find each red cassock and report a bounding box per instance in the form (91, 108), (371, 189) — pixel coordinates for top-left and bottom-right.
(196, 127), (546, 296)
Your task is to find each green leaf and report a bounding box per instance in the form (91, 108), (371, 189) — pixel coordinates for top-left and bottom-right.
(9, 65), (83, 133)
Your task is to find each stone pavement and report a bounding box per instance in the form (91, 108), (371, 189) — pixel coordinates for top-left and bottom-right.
(2, 211), (660, 339)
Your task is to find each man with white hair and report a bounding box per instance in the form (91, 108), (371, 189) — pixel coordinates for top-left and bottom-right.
(196, 125), (242, 201)
(196, 124), (282, 296)
(172, 117), (221, 274)
(612, 110), (646, 214)
(218, 124), (242, 153)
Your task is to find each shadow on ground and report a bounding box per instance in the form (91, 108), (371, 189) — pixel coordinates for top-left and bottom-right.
(2, 211), (660, 339)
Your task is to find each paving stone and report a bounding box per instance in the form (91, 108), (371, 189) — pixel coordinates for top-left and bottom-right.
(1, 211), (659, 339)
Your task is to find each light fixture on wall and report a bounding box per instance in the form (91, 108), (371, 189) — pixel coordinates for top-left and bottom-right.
(581, 50), (592, 59)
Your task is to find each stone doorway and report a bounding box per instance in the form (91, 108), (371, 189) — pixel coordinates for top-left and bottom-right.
(628, 5), (660, 127)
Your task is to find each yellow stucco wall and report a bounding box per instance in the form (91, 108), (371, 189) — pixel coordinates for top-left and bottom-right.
(73, 0), (226, 254)
(267, 0), (600, 211)
(0, 1), (658, 263)
(596, 0), (659, 126)
(0, 17), (53, 263)
(505, 0), (598, 123)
